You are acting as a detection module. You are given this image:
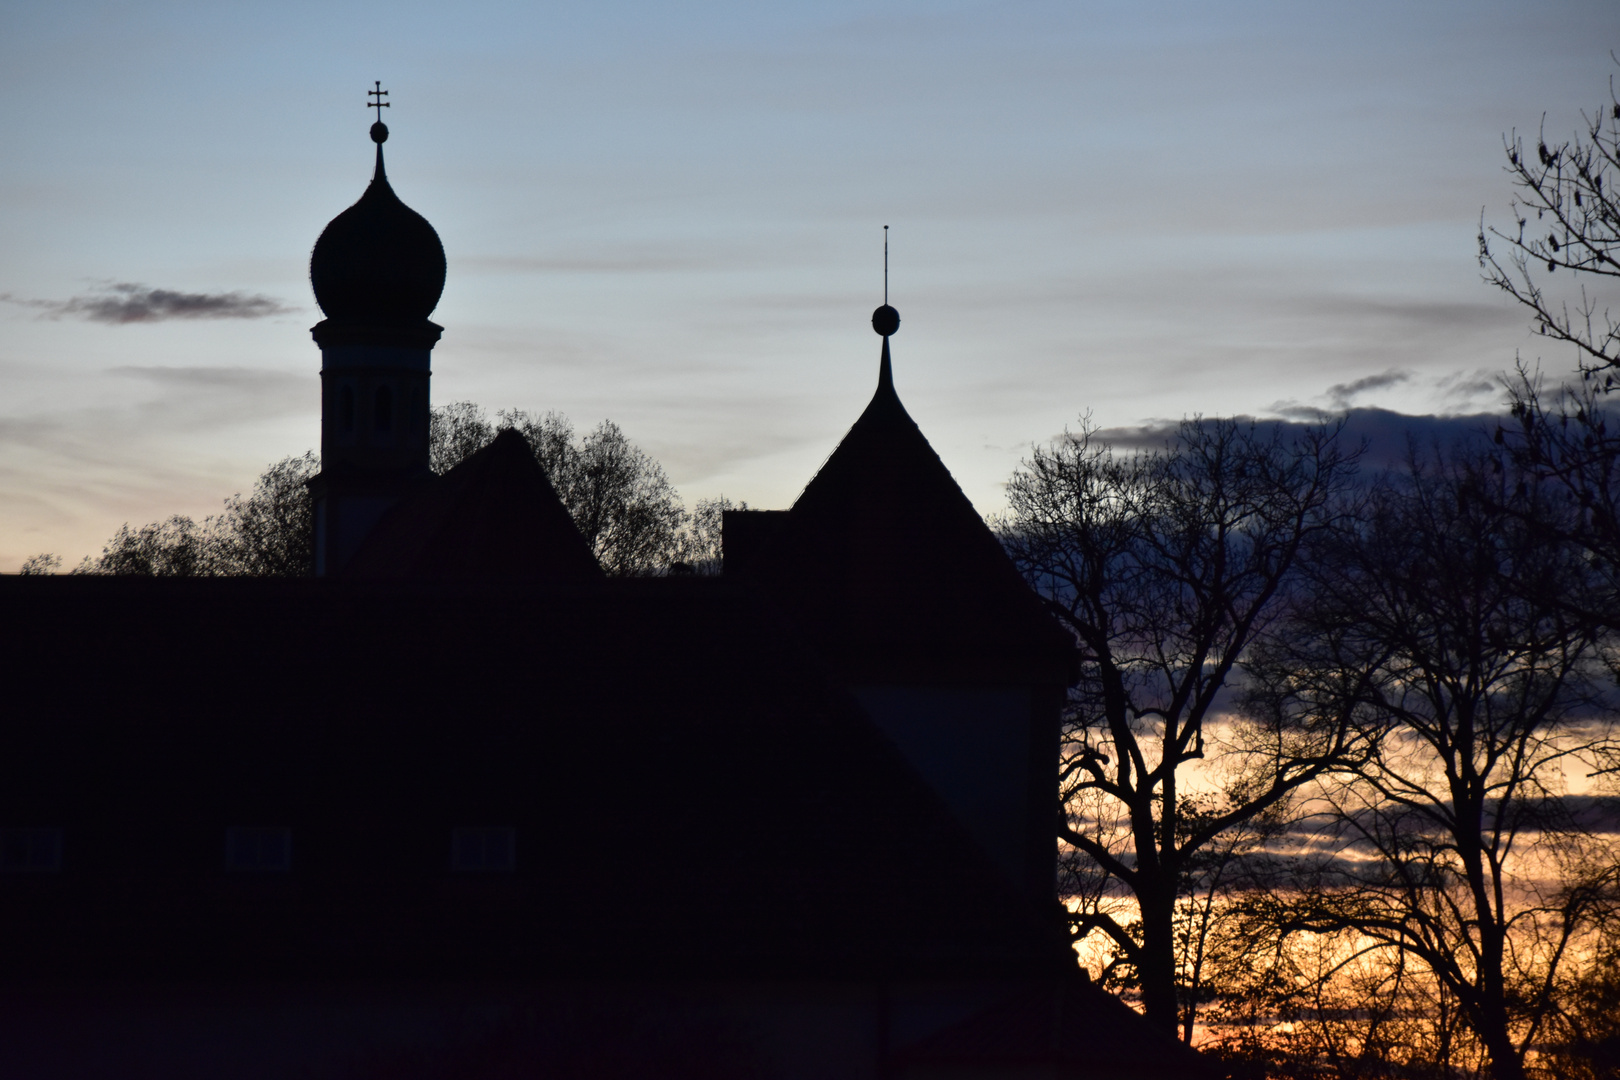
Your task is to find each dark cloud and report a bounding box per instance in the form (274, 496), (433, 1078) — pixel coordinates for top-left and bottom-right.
(3, 283), (293, 324)
(1437, 368), (1500, 402)
(1093, 407), (1504, 471)
(1325, 369), (1410, 409)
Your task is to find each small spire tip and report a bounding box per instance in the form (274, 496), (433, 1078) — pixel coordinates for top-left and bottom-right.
(871, 225), (897, 337)
(367, 81), (390, 142)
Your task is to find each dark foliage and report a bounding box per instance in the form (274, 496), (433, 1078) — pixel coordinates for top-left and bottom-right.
(430, 402), (733, 576)
(42, 407), (729, 579)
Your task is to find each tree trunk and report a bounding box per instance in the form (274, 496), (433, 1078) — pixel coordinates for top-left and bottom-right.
(1478, 938), (1527, 1080)
(1481, 1021), (1526, 1080)
(1137, 885), (1179, 1036)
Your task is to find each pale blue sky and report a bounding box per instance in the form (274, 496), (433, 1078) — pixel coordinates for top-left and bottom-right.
(1, 0), (1614, 568)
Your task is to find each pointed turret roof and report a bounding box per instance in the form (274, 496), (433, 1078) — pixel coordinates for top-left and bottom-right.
(735, 316), (1074, 685)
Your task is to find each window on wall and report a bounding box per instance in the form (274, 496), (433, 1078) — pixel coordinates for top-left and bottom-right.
(225, 827), (292, 872)
(0, 828), (63, 872)
(340, 385), (356, 434)
(374, 385), (393, 434)
(451, 827), (516, 872)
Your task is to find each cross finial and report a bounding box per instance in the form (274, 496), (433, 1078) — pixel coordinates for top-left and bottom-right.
(368, 81), (390, 123)
(884, 224), (889, 306)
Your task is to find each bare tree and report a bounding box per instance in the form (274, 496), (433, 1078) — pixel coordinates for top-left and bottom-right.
(1262, 445), (1618, 1080)
(211, 451), (318, 576)
(1201, 900), (1485, 1080)
(80, 453), (318, 577)
(1003, 416), (1366, 1037)
(430, 403), (696, 577)
(1165, 795), (1291, 1046)
(428, 400), (498, 476)
(1540, 925), (1620, 1080)
(78, 404), (700, 578)
(1480, 72), (1620, 379)
(487, 410), (686, 576)
(532, 417), (683, 577)
(91, 515), (214, 576)
(1481, 69), (1620, 674)
(672, 496), (742, 576)
(1498, 371), (1620, 679)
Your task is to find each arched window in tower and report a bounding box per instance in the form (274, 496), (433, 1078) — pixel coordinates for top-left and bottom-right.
(375, 385), (393, 434)
(410, 387), (421, 436)
(340, 385), (355, 434)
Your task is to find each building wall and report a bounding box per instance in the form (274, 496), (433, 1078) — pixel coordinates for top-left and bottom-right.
(0, 977), (1033, 1080)
(851, 685), (1037, 892)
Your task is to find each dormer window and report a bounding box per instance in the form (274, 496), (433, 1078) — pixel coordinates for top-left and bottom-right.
(451, 827), (515, 872)
(0, 828), (63, 872)
(374, 384), (393, 434)
(225, 827), (291, 872)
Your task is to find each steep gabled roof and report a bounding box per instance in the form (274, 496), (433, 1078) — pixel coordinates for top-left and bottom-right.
(345, 428), (602, 582)
(733, 340), (1074, 685)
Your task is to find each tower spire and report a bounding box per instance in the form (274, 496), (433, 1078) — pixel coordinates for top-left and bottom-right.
(870, 226), (900, 395)
(368, 81), (390, 124)
(368, 81), (391, 179)
(308, 84), (445, 575)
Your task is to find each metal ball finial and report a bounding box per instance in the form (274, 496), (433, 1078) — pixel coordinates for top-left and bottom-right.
(871, 304), (900, 337)
(871, 225), (898, 336)
(367, 82), (391, 143)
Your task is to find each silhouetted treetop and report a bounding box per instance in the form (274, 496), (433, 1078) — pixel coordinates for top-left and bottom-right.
(59, 406), (728, 579)
(1481, 69), (1620, 378)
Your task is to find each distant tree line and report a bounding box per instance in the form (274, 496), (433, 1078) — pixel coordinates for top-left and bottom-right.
(24, 406), (734, 578)
(995, 71), (1620, 1080)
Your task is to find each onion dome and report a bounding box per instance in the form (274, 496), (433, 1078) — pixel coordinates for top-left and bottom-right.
(309, 122), (445, 324)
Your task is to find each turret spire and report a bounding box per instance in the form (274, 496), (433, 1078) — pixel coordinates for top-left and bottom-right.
(870, 226), (900, 396)
(368, 81), (391, 179)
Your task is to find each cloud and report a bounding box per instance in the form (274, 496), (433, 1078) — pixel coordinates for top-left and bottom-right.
(1289, 367), (1502, 418)
(460, 254), (716, 275)
(1436, 368), (1500, 403)
(1325, 369), (1410, 409)
(1090, 406), (1503, 471)
(0, 366), (310, 460)
(3, 283), (294, 323)
(106, 365), (305, 392)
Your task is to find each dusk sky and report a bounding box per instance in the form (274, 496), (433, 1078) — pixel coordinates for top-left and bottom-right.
(1, 0), (1614, 570)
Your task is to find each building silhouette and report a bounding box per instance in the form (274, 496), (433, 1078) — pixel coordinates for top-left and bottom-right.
(0, 111), (1219, 1080)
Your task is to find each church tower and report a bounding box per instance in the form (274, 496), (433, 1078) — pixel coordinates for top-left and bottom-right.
(306, 85), (446, 576)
